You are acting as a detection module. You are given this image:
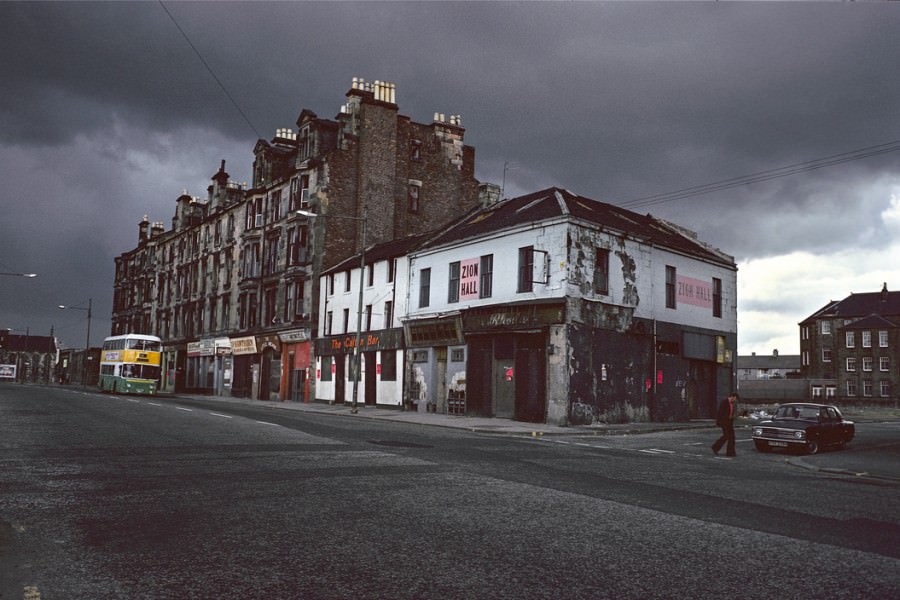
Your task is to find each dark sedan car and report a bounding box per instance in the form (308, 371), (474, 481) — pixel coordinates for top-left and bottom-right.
(752, 403), (854, 454)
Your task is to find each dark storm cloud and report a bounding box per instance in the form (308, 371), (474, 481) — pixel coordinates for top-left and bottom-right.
(2, 1), (899, 352)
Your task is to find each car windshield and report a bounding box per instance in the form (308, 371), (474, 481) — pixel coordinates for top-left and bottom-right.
(775, 405), (820, 419)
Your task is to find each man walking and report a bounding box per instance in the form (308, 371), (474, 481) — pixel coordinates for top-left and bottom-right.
(711, 392), (739, 457)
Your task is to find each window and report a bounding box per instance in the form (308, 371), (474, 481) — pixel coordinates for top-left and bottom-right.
(821, 320), (831, 335)
(298, 126), (310, 160)
(344, 270), (352, 292)
(863, 380), (873, 397)
(518, 246), (534, 293)
(879, 330), (889, 347)
(594, 248), (609, 295)
(289, 177), (299, 211)
(451, 348), (465, 362)
(480, 254), (493, 299)
(825, 386), (836, 398)
(384, 301), (393, 328)
(366, 263), (374, 287)
(365, 304), (373, 331)
(408, 184), (420, 213)
(387, 258), (395, 283)
(327, 274), (335, 296)
(321, 356), (333, 381)
(419, 268), (431, 308)
(342, 308), (350, 333)
(665, 266), (676, 309)
(862, 331), (871, 348)
(811, 385), (822, 398)
(846, 357), (856, 372)
(822, 348), (832, 362)
(880, 356), (890, 372)
(863, 357), (873, 372)
(713, 277), (722, 318)
(410, 139), (422, 161)
(846, 380), (857, 396)
(380, 350), (397, 381)
(284, 282), (295, 321)
(846, 331), (855, 348)
(299, 174), (310, 207)
(326, 311), (333, 335)
(881, 380), (891, 397)
(448, 261), (460, 303)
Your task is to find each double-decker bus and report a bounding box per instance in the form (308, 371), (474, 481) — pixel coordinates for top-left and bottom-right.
(99, 334), (162, 394)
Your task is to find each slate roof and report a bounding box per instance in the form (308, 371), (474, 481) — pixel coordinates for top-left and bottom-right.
(325, 187), (736, 274)
(802, 287), (900, 323)
(737, 353), (801, 370)
(322, 232), (433, 276)
(0, 334), (57, 353)
(421, 187), (735, 267)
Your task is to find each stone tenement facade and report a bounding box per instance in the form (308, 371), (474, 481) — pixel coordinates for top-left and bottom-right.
(112, 77), (485, 400)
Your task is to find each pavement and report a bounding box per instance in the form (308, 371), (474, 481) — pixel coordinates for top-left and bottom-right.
(172, 392), (718, 437)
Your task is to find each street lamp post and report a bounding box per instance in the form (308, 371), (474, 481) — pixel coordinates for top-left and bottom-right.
(296, 206), (368, 414)
(58, 298), (92, 386)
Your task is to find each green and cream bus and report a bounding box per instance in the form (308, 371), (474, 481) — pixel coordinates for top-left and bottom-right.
(99, 334), (162, 394)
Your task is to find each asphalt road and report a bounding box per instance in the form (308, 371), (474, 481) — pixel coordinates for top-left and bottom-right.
(1, 384), (898, 599)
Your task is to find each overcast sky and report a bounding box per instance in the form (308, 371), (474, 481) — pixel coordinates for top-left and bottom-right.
(2, 2), (899, 355)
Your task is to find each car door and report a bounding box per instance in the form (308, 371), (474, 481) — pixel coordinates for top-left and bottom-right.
(819, 407), (836, 445)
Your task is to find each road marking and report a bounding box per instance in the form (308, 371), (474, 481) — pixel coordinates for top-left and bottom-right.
(256, 420), (279, 426)
(147, 402), (162, 406)
(125, 398), (140, 403)
(23, 585), (41, 600)
(639, 448), (675, 454)
(176, 407), (193, 412)
(210, 412), (233, 419)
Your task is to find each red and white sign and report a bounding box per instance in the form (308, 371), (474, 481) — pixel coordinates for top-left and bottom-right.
(459, 257), (480, 300)
(676, 276), (712, 308)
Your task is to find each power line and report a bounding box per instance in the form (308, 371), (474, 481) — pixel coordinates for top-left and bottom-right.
(158, 1), (262, 140)
(618, 139), (900, 210)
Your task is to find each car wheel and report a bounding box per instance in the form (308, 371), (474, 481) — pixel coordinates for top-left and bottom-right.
(806, 439), (819, 455)
(754, 440), (771, 453)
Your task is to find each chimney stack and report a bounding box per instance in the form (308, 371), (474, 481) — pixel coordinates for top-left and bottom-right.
(138, 215), (150, 243)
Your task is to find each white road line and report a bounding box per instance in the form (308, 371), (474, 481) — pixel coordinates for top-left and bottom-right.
(176, 407), (193, 412)
(210, 412), (233, 419)
(639, 448), (675, 454)
(147, 402), (162, 406)
(124, 398), (140, 403)
(255, 420), (279, 427)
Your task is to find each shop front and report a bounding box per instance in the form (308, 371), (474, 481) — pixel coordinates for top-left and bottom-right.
(230, 336), (257, 398)
(279, 328), (311, 402)
(314, 328), (405, 406)
(462, 301), (564, 423)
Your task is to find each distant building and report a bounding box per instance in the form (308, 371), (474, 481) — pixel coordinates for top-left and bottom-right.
(736, 350), (804, 404)
(737, 350), (800, 380)
(800, 283), (900, 402)
(111, 77), (482, 400)
(0, 331), (58, 383)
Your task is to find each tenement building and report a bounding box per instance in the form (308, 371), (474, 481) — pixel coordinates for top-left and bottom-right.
(799, 283), (900, 402)
(112, 77), (482, 400)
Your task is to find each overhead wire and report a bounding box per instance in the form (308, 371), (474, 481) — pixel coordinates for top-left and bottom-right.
(158, 1), (262, 140)
(618, 139), (900, 210)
